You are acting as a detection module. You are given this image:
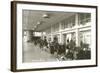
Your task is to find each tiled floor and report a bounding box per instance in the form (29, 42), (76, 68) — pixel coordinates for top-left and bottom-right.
(23, 41), (58, 63)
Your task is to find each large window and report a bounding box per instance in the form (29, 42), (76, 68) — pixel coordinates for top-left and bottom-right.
(52, 23), (59, 32)
(67, 15), (75, 28)
(78, 13), (91, 25)
(63, 32), (76, 45)
(80, 30), (91, 48)
(61, 15), (75, 29)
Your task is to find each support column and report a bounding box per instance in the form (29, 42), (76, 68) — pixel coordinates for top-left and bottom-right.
(59, 23), (63, 44)
(75, 13), (80, 46)
(75, 29), (80, 46)
(50, 24), (53, 42)
(59, 33), (63, 44)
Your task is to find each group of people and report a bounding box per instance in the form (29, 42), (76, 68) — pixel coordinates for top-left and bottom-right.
(31, 36), (91, 61)
(32, 36), (77, 61)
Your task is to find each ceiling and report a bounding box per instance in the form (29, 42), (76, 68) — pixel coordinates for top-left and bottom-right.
(22, 10), (75, 31)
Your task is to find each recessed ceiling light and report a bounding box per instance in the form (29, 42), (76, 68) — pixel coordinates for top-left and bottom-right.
(42, 13), (49, 18)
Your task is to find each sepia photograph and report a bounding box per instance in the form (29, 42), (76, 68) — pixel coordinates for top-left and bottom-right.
(11, 1), (97, 72)
(22, 10), (91, 63)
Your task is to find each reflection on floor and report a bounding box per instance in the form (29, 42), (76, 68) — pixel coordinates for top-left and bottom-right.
(23, 41), (58, 63)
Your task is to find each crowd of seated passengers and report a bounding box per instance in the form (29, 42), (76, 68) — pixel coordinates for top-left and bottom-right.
(32, 36), (91, 60)
(32, 36), (75, 60)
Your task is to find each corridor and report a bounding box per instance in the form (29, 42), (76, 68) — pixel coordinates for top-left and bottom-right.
(23, 40), (58, 63)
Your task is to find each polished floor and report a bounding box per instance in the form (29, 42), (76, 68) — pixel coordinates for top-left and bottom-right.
(23, 40), (58, 63)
